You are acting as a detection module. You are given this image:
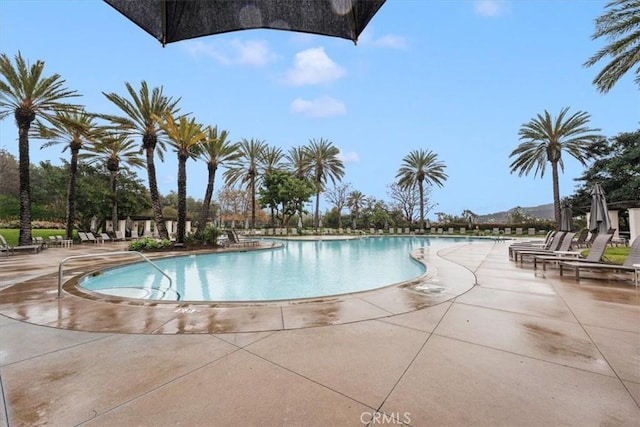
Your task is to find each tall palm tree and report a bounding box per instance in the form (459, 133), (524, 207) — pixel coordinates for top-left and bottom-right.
(196, 126), (239, 236)
(224, 138), (268, 228)
(0, 52), (80, 245)
(260, 145), (285, 176)
(584, 0), (640, 93)
(286, 146), (308, 179)
(157, 112), (205, 244)
(35, 110), (100, 239)
(102, 81), (180, 240)
(83, 131), (145, 234)
(347, 190), (365, 229)
(396, 149), (448, 229)
(509, 107), (602, 228)
(301, 138), (345, 230)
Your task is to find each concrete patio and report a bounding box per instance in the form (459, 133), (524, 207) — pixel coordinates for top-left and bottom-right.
(0, 239), (638, 426)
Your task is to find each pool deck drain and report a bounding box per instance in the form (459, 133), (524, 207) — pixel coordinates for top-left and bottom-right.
(0, 239), (638, 425)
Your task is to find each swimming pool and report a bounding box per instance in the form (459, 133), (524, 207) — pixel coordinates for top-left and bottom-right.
(78, 236), (472, 302)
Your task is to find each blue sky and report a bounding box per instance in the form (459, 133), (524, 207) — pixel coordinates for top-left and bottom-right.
(0, 0), (637, 219)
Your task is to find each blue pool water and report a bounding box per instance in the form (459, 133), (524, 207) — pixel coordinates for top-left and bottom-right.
(78, 236), (471, 302)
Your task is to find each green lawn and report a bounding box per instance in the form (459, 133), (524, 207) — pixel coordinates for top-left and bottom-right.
(0, 229), (73, 246)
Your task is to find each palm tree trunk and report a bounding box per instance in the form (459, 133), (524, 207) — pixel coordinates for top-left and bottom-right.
(551, 161), (561, 229)
(65, 148), (79, 239)
(315, 190), (320, 230)
(250, 175), (256, 228)
(110, 170), (118, 235)
(418, 181), (425, 230)
(17, 120), (32, 246)
(146, 145), (168, 239)
(176, 153), (187, 244)
(197, 163), (216, 237)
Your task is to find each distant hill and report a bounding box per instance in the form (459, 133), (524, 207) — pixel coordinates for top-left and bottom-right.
(475, 203), (554, 223)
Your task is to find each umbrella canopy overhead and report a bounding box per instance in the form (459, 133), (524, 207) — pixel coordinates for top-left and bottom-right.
(589, 183), (611, 234)
(560, 200), (573, 232)
(104, 0), (387, 46)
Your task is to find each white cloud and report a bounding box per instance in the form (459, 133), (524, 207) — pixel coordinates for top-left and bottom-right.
(474, 0), (505, 17)
(284, 47), (345, 86)
(338, 150), (360, 163)
(184, 39), (276, 67)
(290, 96), (346, 118)
(358, 32), (408, 49)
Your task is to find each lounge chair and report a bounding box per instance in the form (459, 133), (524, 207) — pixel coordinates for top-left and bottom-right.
(32, 236), (48, 249)
(101, 233), (112, 243)
(509, 230), (557, 259)
(570, 229), (589, 248)
(533, 233), (613, 270)
(511, 231), (567, 262)
(225, 230), (259, 248)
(559, 236), (640, 284)
(517, 232), (576, 263)
(87, 232), (103, 244)
(0, 234), (42, 256)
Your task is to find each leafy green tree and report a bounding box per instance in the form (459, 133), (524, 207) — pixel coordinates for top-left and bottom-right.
(258, 170), (314, 227)
(259, 144), (285, 225)
(103, 81), (181, 240)
(157, 112), (205, 243)
(347, 190), (366, 229)
(224, 138), (268, 227)
(28, 160), (150, 228)
(569, 130), (640, 214)
(36, 110), (101, 238)
(301, 138), (345, 230)
(30, 160), (68, 218)
(196, 126), (238, 235)
(361, 197), (391, 229)
(396, 149), (448, 229)
(83, 131), (145, 234)
(509, 107), (602, 228)
(0, 52), (81, 244)
(584, 0), (640, 93)
(0, 149), (19, 197)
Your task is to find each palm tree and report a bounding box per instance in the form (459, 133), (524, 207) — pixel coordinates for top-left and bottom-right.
(83, 131), (145, 235)
(347, 190), (366, 229)
(509, 107), (602, 228)
(157, 112), (205, 244)
(301, 138), (345, 230)
(286, 146), (308, 179)
(0, 52), (80, 245)
(103, 81), (180, 240)
(196, 126), (239, 236)
(584, 0), (640, 93)
(223, 138), (267, 227)
(396, 149), (448, 229)
(35, 110), (101, 239)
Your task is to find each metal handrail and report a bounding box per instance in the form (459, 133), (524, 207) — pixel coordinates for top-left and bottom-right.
(58, 251), (172, 298)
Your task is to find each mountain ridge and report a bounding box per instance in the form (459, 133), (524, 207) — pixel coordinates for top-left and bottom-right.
(475, 203), (554, 223)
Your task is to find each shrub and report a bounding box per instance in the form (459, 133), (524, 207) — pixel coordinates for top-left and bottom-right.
(128, 237), (172, 251)
(201, 226), (222, 246)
